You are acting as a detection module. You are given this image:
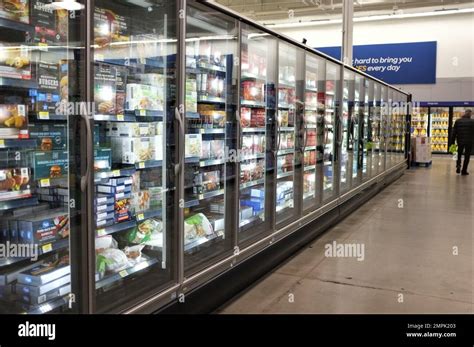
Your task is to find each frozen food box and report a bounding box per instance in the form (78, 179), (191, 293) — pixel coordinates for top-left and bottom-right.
(201, 140), (211, 159)
(94, 62), (116, 115)
(185, 133), (202, 158)
(95, 194), (114, 206)
(110, 136), (162, 164)
(16, 274), (70, 296)
(210, 140), (225, 159)
(17, 261), (70, 286)
(18, 208), (69, 245)
(0, 168), (31, 201)
(250, 188), (265, 199)
(94, 148), (112, 171)
(115, 66), (128, 115)
(186, 77), (198, 113)
(95, 202), (114, 213)
(0, 43), (31, 80)
(0, 260), (44, 286)
(240, 206), (253, 220)
(251, 108), (266, 128)
(20, 283), (70, 306)
(28, 123), (67, 150)
(33, 150), (68, 180)
(210, 199), (225, 214)
(240, 107), (251, 128)
(0, 0), (29, 24)
(193, 170), (220, 194)
(126, 84), (164, 112)
(30, 0), (57, 44)
(32, 61), (60, 115)
(0, 104), (28, 139)
(106, 122), (156, 137)
(93, 7), (129, 48)
(96, 211), (115, 222)
(241, 198), (265, 214)
(96, 184), (131, 195)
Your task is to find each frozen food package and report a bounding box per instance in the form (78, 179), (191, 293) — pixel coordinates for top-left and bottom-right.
(94, 63), (116, 115)
(123, 244), (145, 265)
(240, 107), (251, 128)
(210, 140), (225, 159)
(184, 213), (214, 242)
(185, 133), (202, 158)
(126, 84), (164, 112)
(0, 168), (31, 201)
(97, 248), (129, 273)
(0, 43), (31, 80)
(201, 140), (211, 159)
(0, 0), (29, 23)
(127, 218), (163, 245)
(0, 104), (28, 139)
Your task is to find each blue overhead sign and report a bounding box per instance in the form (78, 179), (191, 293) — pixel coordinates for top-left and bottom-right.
(316, 41), (437, 85)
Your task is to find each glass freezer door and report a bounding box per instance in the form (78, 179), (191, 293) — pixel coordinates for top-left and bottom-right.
(340, 69), (352, 193)
(372, 83), (383, 175)
(0, 3), (83, 313)
(275, 42), (303, 226)
(362, 78), (370, 180)
(238, 25), (276, 244)
(92, 0), (178, 312)
(302, 54), (324, 211)
(323, 62), (338, 201)
(184, 5), (237, 273)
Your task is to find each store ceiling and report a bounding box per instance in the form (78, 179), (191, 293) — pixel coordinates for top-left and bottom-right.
(212, 0), (474, 22)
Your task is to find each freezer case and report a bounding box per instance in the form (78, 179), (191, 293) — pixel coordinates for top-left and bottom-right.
(275, 41), (303, 227)
(183, 4), (237, 274)
(340, 69), (352, 192)
(302, 54), (324, 211)
(322, 62), (338, 202)
(0, 2), (83, 313)
(238, 24), (276, 243)
(92, 0), (178, 312)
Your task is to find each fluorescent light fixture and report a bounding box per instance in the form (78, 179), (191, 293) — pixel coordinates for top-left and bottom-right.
(50, 0), (84, 11)
(265, 7), (474, 29)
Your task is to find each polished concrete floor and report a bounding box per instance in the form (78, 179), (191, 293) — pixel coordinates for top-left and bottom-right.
(218, 157), (473, 313)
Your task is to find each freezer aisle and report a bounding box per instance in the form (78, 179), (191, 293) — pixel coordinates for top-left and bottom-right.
(218, 157), (472, 314)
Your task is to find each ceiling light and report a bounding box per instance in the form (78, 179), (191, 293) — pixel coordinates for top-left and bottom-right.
(265, 7), (474, 28)
(50, 0), (84, 11)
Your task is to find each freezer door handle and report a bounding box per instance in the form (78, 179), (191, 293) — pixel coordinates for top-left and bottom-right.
(80, 113), (92, 193)
(175, 107), (184, 176)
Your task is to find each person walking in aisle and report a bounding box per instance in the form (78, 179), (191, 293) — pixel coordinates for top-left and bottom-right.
(452, 109), (474, 175)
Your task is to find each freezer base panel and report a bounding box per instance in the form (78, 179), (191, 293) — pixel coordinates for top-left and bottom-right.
(156, 165), (406, 314)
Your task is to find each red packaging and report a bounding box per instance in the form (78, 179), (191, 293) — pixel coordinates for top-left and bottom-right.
(242, 80), (263, 102)
(307, 130), (317, 146)
(240, 107), (251, 127)
(251, 108), (266, 127)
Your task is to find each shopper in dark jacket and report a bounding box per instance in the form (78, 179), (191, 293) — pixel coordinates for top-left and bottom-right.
(452, 109), (473, 175)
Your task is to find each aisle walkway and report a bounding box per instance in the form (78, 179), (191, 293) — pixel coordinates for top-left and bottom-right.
(219, 157), (473, 313)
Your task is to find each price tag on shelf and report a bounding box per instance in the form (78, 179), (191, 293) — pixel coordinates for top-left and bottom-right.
(116, 114), (124, 121)
(119, 270), (128, 278)
(112, 170), (121, 177)
(42, 243), (53, 254)
(38, 112), (50, 120)
(139, 109), (146, 116)
(40, 178), (51, 187)
(95, 54), (104, 61)
(0, 140), (4, 148)
(97, 229), (106, 237)
(138, 162), (145, 169)
(137, 213), (145, 221)
(38, 42), (48, 51)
